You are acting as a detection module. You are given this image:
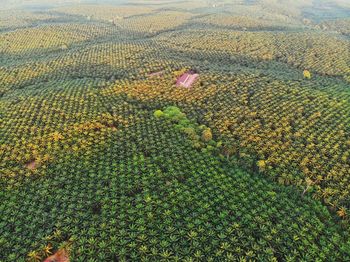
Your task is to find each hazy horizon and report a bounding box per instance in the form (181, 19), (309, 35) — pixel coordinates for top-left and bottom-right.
(1, 0), (349, 22)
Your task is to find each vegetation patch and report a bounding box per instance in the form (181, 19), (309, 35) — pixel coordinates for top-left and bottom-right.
(1, 1), (350, 261)
(154, 106), (219, 153)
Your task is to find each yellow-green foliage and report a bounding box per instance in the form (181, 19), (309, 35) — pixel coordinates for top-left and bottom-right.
(0, 10), (59, 30)
(154, 106), (218, 152)
(1, 3), (350, 260)
(319, 18), (350, 36)
(0, 24), (119, 54)
(0, 42), (149, 90)
(117, 11), (193, 34)
(106, 69), (350, 211)
(303, 70), (311, 79)
(201, 128), (213, 142)
(158, 30), (350, 76)
(54, 5), (153, 21)
(194, 13), (291, 29)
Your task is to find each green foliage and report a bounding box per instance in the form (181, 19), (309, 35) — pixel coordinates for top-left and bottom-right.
(1, 112), (349, 261)
(163, 106), (186, 121)
(153, 110), (164, 118)
(155, 106), (218, 152)
(1, 2), (350, 261)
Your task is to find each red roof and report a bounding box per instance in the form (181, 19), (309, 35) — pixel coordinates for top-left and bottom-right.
(176, 72), (199, 88)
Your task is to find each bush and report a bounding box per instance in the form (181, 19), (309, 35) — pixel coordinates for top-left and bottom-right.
(201, 128), (213, 142)
(153, 110), (164, 118)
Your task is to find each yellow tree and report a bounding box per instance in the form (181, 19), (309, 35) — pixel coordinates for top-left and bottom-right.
(303, 70), (311, 79)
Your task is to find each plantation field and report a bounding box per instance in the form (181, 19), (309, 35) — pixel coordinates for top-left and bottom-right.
(1, 0), (350, 261)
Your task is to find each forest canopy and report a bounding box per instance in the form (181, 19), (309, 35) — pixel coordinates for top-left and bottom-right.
(1, 0), (350, 261)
